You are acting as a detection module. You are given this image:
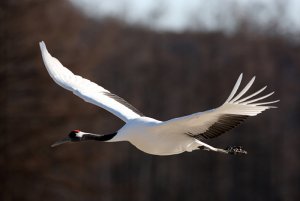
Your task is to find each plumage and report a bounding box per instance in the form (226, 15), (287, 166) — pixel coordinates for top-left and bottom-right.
(40, 41), (141, 122)
(40, 41), (279, 156)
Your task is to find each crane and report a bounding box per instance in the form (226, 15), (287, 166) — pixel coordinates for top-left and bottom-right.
(39, 41), (279, 156)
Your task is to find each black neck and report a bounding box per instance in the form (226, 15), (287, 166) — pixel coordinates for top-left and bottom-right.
(82, 132), (117, 141)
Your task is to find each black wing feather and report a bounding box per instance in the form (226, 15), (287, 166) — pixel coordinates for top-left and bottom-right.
(103, 92), (144, 116)
(186, 114), (249, 140)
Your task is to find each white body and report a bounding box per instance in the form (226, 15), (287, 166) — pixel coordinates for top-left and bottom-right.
(39, 41), (279, 156)
(111, 117), (203, 155)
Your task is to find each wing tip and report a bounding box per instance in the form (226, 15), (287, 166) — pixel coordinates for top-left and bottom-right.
(224, 73), (244, 103)
(238, 73), (244, 82)
(229, 75), (257, 103)
(258, 99), (280, 106)
(39, 41), (48, 54)
(39, 40), (45, 48)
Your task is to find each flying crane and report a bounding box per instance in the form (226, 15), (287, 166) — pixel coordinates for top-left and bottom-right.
(40, 41), (278, 156)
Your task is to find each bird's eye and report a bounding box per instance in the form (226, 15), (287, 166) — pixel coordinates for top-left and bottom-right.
(69, 131), (77, 138)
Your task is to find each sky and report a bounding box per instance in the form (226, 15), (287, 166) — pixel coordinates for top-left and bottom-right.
(70, 0), (300, 33)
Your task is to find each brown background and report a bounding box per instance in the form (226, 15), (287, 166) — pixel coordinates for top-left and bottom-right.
(1, 1), (300, 201)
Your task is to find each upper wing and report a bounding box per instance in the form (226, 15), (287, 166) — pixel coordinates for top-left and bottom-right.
(159, 74), (279, 140)
(39, 41), (143, 122)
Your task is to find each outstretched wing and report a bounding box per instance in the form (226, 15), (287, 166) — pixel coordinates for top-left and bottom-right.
(39, 41), (143, 122)
(159, 74), (279, 140)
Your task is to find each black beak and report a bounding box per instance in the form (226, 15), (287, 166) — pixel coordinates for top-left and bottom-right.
(51, 137), (72, 147)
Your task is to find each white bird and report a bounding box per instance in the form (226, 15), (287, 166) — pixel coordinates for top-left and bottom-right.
(39, 41), (279, 156)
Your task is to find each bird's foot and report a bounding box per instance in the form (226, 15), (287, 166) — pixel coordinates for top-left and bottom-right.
(226, 146), (247, 155)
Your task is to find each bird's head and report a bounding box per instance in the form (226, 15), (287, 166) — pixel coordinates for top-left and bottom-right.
(51, 130), (84, 147)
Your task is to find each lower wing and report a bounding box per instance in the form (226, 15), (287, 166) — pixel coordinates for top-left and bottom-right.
(159, 74), (279, 140)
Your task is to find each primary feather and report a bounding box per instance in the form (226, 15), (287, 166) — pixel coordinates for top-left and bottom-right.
(159, 74), (279, 140)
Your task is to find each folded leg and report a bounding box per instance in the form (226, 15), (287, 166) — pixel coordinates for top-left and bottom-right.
(196, 140), (247, 155)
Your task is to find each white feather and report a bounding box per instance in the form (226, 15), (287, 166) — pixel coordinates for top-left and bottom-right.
(158, 74), (278, 142)
(235, 86), (267, 103)
(224, 73), (243, 103)
(229, 76), (255, 103)
(39, 41), (141, 122)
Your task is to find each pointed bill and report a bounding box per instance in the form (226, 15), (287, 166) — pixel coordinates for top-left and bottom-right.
(51, 137), (72, 147)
